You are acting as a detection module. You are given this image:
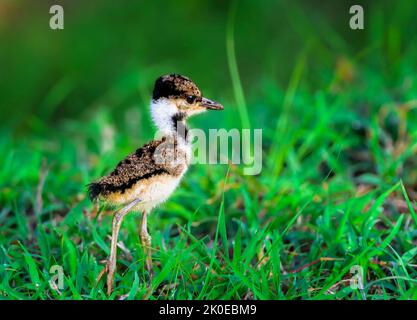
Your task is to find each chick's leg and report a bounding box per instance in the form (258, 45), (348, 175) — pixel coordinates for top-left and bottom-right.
(140, 210), (153, 275)
(97, 198), (141, 296)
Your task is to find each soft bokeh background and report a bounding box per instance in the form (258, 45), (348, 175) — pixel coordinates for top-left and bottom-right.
(1, 0), (417, 299)
(3, 0), (410, 130)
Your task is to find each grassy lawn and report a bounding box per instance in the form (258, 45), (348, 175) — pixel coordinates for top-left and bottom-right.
(1, 0), (417, 300)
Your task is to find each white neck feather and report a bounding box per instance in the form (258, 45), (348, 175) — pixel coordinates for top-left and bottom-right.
(150, 99), (178, 136)
(150, 99), (189, 145)
(150, 99), (192, 164)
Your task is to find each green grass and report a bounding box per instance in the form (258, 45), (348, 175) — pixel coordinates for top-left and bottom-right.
(1, 0), (417, 300)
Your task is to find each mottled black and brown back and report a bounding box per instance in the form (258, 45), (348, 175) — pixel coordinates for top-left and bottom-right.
(88, 136), (190, 212)
(88, 139), (164, 201)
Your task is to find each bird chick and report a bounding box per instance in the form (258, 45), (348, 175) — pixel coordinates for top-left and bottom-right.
(88, 74), (223, 295)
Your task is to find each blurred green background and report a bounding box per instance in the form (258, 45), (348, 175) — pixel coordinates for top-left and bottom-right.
(3, 0), (415, 131)
(2, 0), (417, 299)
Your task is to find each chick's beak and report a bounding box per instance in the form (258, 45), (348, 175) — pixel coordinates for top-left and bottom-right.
(200, 97), (224, 110)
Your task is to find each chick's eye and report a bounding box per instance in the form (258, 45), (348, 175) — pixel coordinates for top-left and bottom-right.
(186, 95), (196, 104)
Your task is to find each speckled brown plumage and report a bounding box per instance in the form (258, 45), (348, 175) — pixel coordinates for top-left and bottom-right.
(88, 136), (188, 201)
(152, 74), (202, 100)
